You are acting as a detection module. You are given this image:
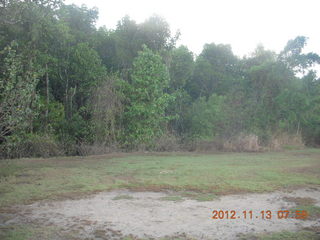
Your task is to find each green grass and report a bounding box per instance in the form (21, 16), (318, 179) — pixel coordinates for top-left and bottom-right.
(0, 149), (320, 208)
(122, 234), (196, 240)
(158, 191), (217, 202)
(159, 195), (184, 201)
(0, 224), (196, 240)
(190, 193), (217, 201)
(0, 226), (33, 240)
(2, 226), (318, 240)
(0, 225), (67, 240)
(112, 194), (134, 200)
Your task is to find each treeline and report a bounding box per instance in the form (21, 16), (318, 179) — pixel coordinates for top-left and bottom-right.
(1, 0), (320, 158)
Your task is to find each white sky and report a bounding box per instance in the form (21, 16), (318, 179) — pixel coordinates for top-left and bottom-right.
(65, 0), (320, 58)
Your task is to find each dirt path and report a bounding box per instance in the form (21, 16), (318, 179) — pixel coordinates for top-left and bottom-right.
(3, 188), (320, 239)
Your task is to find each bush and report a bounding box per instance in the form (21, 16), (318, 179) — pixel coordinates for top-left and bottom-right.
(268, 133), (304, 150)
(223, 134), (260, 152)
(76, 142), (120, 156)
(189, 138), (224, 152)
(153, 134), (180, 151)
(186, 94), (226, 139)
(1, 134), (63, 159)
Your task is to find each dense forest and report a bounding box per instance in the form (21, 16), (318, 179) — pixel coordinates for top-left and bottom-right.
(1, 0), (320, 158)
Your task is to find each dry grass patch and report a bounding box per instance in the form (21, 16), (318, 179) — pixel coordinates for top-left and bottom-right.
(283, 197), (317, 205)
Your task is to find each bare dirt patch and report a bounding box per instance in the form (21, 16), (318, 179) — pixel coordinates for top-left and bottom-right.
(2, 188), (320, 240)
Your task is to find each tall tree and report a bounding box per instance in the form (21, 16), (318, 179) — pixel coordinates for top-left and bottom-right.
(279, 36), (320, 74)
(123, 45), (174, 147)
(169, 45), (194, 90)
(189, 43), (239, 98)
(0, 42), (40, 142)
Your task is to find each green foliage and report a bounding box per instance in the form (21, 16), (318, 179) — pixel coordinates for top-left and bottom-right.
(0, 0), (320, 157)
(68, 42), (106, 113)
(33, 97), (65, 133)
(123, 45), (174, 147)
(279, 36), (320, 73)
(169, 45), (194, 90)
(188, 43), (239, 98)
(90, 73), (123, 145)
(298, 71), (320, 145)
(167, 89), (193, 136)
(57, 3), (98, 42)
(3, 133), (61, 158)
(246, 60), (294, 132)
(0, 42), (40, 142)
(60, 112), (93, 144)
(186, 94), (226, 139)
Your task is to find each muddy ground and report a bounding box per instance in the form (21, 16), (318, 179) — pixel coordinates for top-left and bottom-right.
(1, 188), (320, 240)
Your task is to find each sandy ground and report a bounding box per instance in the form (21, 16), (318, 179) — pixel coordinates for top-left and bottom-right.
(2, 188), (320, 240)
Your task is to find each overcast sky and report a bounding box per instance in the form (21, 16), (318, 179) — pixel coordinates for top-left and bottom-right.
(65, 0), (320, 58)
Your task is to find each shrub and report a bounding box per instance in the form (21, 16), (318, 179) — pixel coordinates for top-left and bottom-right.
(153, 134), (180, 151)
(76, 142), (119, 156)
(2, 134), (63, 159)
(191, 138), (224, 152)
(268, 133), (304, 150)
(223, 134), (260, 152)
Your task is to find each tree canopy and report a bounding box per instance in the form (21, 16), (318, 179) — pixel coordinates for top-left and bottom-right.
(0, 0), (319, 158)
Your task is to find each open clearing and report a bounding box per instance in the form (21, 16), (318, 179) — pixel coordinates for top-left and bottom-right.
(1, 149), (320, 239)
(2, 188), (320, 240)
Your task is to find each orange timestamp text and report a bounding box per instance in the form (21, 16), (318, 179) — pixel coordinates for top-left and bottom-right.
(211, 210), (308, 220)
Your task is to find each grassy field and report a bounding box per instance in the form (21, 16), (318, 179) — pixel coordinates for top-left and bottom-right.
(1, 149), (320, 240)
(0, 149), (319, 208)
(2, 226), (319, 240)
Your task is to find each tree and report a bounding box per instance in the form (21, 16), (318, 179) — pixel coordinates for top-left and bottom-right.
(166, 46), (194, 135)
(169, 45), (194, 90)
(189, 43), (239, 98)
(139, 14), (177, 52)
(101, 15), (179, 74)
(240, 45), (292, 134)
(279, 36), (320, 74)
(123, 45), (174, 147)
(112, 15), (140, 71)
(68, 42), (106, 114)
(57, 3), (98, 43)
(300, 71), (320, 145)
(185, 94), (226, 139)
(0, 42), (40, 142)
(90, 74), (123, 145)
